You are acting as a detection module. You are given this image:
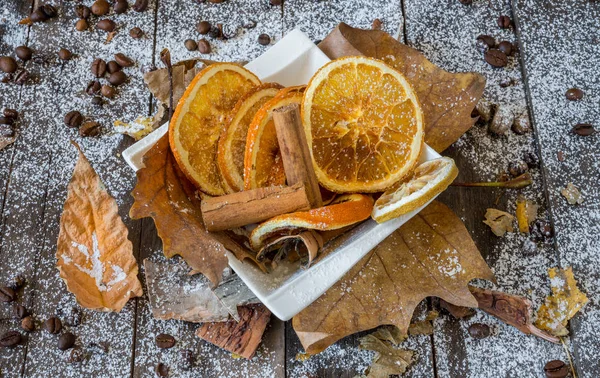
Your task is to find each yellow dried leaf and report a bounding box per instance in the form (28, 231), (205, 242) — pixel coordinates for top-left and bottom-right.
(56, 143), (142, 312)
(535, 267), (588, 336)
(408, 310), (439, 336)
(483, 208), (514, 236)
(113, 116), (154, 140)
(515, 196), (538, 233)
(359, 333), (414, 378)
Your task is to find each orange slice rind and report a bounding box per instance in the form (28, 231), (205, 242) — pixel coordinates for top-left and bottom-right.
(371, 157), (458, 223)
(170, 63), (261, 196)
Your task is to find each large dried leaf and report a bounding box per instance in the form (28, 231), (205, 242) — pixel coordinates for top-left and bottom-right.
(293, 201), (494, 354)
(130, 135), (263, 285)
(319, 23), (486, 152)
(56, 143), (142, 312)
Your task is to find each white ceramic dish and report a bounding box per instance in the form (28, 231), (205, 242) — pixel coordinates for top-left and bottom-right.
(123, 29), (442, 320)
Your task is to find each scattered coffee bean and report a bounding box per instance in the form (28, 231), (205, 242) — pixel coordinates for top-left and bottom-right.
(372, 18), (383, 30)
(75, 5), (92, 19)
(114, 0), (129, 14)
(75, 19), (89, 32)
(524, 151), (539, 168)
(208, 0), (225, 3)
(14, 69), (28, 85)
(475, 38), (490, 54)
(557, 151), (565, 161)
(107, 60), (122, 74)
(114, 53), (134, 67)
(91, 58), (107, 78)
(108, 71), (127, 86)
(184, 39), (198, 51)
(15, 46), (32, 61)
(489, 105), (513, 135)
(0, 56), (17, 74)
(4, 109), (19, 121)
(58, 332), (76, 351)
(270, 0), (283, 5)
(544, 360), (569, 378)
(565, 88), (584, 101)
(179, 349), (194, 371)
(67, 347), (85, 363)
(508, 161), (528, 177)
(497, 41), (513, 56)
(571, 123), (596, 136)
(133, 0), (149, 12)
(101, 84), (117, 98)
(44, 317), (62, 334)
(497, 15), (512, 29)
(40, 4), (57, 18)
(208, 26), (221, 39)
(97, 19), (116, 32)
(155, 363), (169, 377)
(197, 21), (211, 35)
(198, 39), (211, 54)
(258, 33), (271, 46)
(155, 333), (176, 349)
(0, 331), (21, 347)
(0, 286), (16, 302)
(21, 316), (35, 332)
(459, 0), (473, 4)
(91, 96), (104, 107)
(484, 49), (508, 68)
(86, 80), (102, 95)
(530, 219), (553, 241)
(0, 117), (14, 126)
(130, 27), (144, 39)
(30, 9), (48, 23)
(14, 304), (28, 319)
(512, 113), (531, 135)
(80, 121), (102, 136)
(476, 34), (496, 48)
(468, 323), (491, 339)
(64, 111), (84, 128)
(58, 48), (73, 61)
(91, 0), (110, 16)
(499, 77), (517, 88)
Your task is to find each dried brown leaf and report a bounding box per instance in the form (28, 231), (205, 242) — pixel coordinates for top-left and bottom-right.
(408, 310), (439, 336)
(561, 183), (583, 205)
(359, 333), (414, 378)
(483, 208), (514, 236)
(56, 143), (142, 312)
(292, 201), (494, 354)
(319, 23), (486, 152)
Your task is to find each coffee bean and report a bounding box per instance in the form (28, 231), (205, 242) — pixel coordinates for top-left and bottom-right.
(75, 19), (89, 32)
(86, 80), (102, 95)
(75, 5), (91, 19)
(508, 161), (528, 177)
(14, 69), (28, 86)
(512, 113), (531, 135)
(15, 46), (32, 61)
(91, 0), (110, 16)
(497, 41), (513, 56)
(372, 18), (383, 30)
(30, 9), (48, 23)
(459, 0), (473, 4)
(40, 4), (57, 18)
(114, 53), (134, 67)
(58, 48), (73, 61)
(208, 26), (221, 39)
(64, 111), (83, 128)
(484, 49), (508, 68)
(155, 363), (169, 377)
(14, 304), (28, 319)
(179, 349), (194, 371)
(197, 21), (211, 35)
(108, 71), (127, 86)
(91, 58), (107, 78)
(67, 347), (85, 363)
(101, 84), (117, 98)
(130, 27), (144, 39)
(58, 332), (76, 351)
(114, 0), (129, 14)
(468, 323), (491, 339)
(0, 331), (21, 347)
(0, 125), (15, 138)
(544, 360), (569, 378)
(91, 96), (104, 107)
(258, 33), (271, 46)
(44, 317), (62, 334)
(198, 39), (211, 54)
(21, 316), (35, 332)
(107, 61), (122, 74)
(133, 0), (149, 12)
(0, 117), (14, 126)
(475, 38), (490, 54)
(270, 0), (283, 5)
(497, 15), (512, 29)
(476, 34), (496, 48)
(80, 121), (102, 137)
(565, 88), (584, 101)
(0, 286), (16, 302)
(155, 333), (176, 349)
(571, 123), (596, 136)
(184, 39), (198, 51)
(0, 56), (17, 74)
(208, 0), (224, 3)
(97, 19), (116, 32)
(4, 109), (18, 121)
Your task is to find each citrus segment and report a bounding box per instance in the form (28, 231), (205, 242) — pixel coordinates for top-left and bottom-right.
(371, 157), (458, 223)
(250, 194), (374, 250)
(169, 63), (260, 196)
(302, 56), (424, 193)
(217, 83), (283, 193)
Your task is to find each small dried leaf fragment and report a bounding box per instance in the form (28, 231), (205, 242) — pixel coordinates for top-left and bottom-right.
(483, 208), (514, 236)
(57, 143), (142, 312)
(408, 310), (439, 336)
(359, 333), (414, 378)
(113, 116), (154, 140)
(561, 183), (583, 205)
(535, 267), (588, 337)
(515, 196), (538, 233)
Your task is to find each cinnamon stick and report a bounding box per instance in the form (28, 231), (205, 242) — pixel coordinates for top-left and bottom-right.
(273, 103), (323, 208)
(201, 183), (310, 231)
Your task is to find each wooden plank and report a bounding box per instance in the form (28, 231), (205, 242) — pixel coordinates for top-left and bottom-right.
(512, 1), (600, 376)
(402, 0), (566, 376)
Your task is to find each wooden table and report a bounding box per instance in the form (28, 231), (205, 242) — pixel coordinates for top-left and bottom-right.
(0, 0), (598, 377)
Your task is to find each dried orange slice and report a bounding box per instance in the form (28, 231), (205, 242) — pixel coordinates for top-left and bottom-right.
(302, 56), (424, 193)
(217, 83), (283, 193)
(170, 63), (260, 196)
(244, 86), (306, 190)
(249, 194), (374, 250)
(371, 157), (458, 223)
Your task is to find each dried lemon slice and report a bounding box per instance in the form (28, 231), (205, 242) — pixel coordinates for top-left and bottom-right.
(371, 157), (458, 223)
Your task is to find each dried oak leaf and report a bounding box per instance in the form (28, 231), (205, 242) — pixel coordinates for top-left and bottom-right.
(358, 333), (414, 378)
(319, 23), (486, 152)
(535, 267), (588, 337)
(292, 201), (495, 354)
(129, 135), (264, 285)
(483, 208), (514, 237)
(56, 143), (142, 312)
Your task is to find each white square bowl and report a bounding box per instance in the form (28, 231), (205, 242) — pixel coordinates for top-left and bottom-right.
(123, 29), (442, 321)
